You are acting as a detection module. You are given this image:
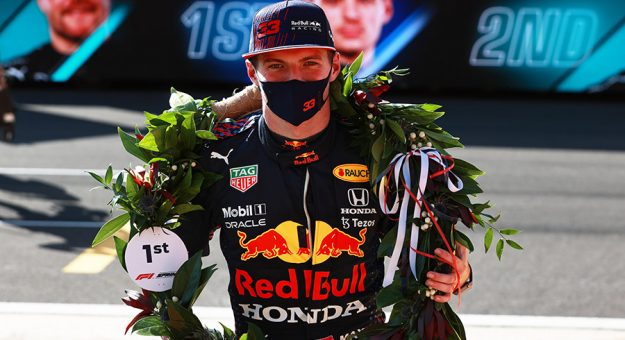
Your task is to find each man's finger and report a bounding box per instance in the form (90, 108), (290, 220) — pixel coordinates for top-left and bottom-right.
(426, 271), (456, 285)
(432, 292), (452, 303)
(455, 243), (469, 261)
(425, 279), (455, 294)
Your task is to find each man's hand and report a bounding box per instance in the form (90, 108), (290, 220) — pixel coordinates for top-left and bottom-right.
(424, 243), (470, 303)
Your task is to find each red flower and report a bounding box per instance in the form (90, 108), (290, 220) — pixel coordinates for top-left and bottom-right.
(122, 289), (154, 334)
(135, 133), (144, 141)
(369, 84), (390, 97)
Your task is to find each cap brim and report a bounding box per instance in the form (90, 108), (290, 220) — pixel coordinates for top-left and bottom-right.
(242, 45), (336, 59)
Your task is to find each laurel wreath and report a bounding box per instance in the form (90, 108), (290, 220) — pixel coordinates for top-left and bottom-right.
(89, 53), (521, 339)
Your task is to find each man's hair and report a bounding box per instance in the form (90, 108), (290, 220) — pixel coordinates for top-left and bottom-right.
(250, 50), (336, 69)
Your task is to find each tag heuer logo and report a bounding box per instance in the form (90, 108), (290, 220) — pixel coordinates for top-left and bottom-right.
(230, 165), (258, 193)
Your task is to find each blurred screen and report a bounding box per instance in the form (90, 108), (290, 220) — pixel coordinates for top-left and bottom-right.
(1, 0), (624, 93)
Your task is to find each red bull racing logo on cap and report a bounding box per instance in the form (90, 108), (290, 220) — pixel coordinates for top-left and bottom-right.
(237, 221), (366, 265)
(230, 165), (258, 193)
(333, 164), (370, 183)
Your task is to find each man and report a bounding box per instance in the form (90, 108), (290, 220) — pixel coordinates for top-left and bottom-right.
(178, 1), (470, 338)
(309, 0), (393, 67)
(5, 0), (110, 81)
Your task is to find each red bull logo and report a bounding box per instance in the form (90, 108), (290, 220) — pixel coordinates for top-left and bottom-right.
(235, 263), (366, 300)
(294, 151), (319, 166)
(236, 221), (368, 265)
(238, 229), (292, 260)
(283, 139), (307, 150)
(316, 228), (366, 258)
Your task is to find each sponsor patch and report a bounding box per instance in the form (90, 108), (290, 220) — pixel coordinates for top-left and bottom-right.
(333, 164), (370, 183)
(230, 165), (258, 192)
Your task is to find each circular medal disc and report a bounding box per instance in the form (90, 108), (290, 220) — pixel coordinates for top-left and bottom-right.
(125, 227), (188, 292)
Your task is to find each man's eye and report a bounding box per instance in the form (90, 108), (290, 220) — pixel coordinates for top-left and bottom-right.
(267, 64), (283, 69)
(304, 61), (320, 66)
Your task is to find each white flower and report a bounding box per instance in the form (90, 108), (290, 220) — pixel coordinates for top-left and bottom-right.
(367, 114), (373, 120)
(411, 144), (417, 150)
(379, 119), (385, 125)
(171, 165), (178, 171)
(369, 123), (375, 129)
(425, 217), (431, 223)
(191, 162), (197, 168)
(426, 142), (432, 147)
(172, 296), (179, 303)
(409, 132), (416, 140)
(419, 131), (426, 138)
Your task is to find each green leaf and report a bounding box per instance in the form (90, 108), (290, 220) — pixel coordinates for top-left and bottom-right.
(113, 236), (127, 271)
(348, 52), (364, 75)
(132, 316), (170, 336)
(454, 230), (474, 252)
(166, 299), (203, 334)
(126, 172), (139, 201)
(92, 213), (130, 247)
(114, 172), (124, 192)
(138, 125), (167, 152)
(220, 322), (235, 339)
(118, 127), (150, 163)
(196, 130), (217, 140)
(376, 277), (403, 308)
(385, 119), (406, 144)
(343, 73), (353, 97)
(243, 322), (265, 340)
(496, 239), (504, 260)
(423, 128), (463, 148)
(506, 239), (523, 250)
(371, 134), (384, 162)
(453, 158), (485, 178)
(484, 227), (493, 253)
(500, 228), (519, 235)
(169, 88), (197, 111)
(87, 171), (106, 186)
(104, 166), (113, 186)
(189, 264), (217, 307)
(171, 204), (204, 216)
(172, 251), (203, 307)
(419, 103), (442, 112)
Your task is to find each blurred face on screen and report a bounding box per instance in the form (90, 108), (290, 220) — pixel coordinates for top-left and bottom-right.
(38, 0), (111, 54)
(312, 0), (393, 64)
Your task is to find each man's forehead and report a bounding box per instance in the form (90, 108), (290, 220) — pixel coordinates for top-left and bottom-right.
(257, 48), (327, 62)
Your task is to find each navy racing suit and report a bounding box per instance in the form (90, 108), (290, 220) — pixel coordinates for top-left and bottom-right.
(177, 113), (386, 339)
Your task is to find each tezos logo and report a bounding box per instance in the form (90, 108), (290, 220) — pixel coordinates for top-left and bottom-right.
(333, 164), (369, 183)
(230, 165), (258, 192)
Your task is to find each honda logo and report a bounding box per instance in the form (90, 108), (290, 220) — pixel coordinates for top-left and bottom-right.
(347, 188), (369, 207)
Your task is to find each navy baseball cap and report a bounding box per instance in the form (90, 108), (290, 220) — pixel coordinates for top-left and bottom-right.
(242, 0), (335, 59)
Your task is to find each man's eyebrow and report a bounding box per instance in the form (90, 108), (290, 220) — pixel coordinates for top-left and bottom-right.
(262, 58), (285, 64)
(301, 55), (323, 61)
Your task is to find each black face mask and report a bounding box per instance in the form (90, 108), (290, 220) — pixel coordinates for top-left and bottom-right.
(257, 68), (332, 126)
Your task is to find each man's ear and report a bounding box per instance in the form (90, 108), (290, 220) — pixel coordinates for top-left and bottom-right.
(245, 59), (259, 86)
(330, 51), (341, 82)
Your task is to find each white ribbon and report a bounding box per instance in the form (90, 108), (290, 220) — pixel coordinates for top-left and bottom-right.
(380, 148), (464, 287)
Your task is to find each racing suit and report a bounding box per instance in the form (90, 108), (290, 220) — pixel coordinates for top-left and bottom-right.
(177, 113), (385, 339)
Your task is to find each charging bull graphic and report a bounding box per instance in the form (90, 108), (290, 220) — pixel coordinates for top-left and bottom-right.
(237, 230), (292, 260)
(316, 228), (367, 258)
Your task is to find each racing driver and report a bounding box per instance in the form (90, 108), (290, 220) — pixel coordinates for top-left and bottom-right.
(176, 1), (472, 338)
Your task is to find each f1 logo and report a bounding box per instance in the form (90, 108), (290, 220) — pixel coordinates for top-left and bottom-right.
(348, 188), (369, 207)
(303, 98), (316, 112)
(258, 19), (280, 38)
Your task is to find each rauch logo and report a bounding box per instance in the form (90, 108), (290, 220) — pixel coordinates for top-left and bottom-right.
(332, 164), (369, 183)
